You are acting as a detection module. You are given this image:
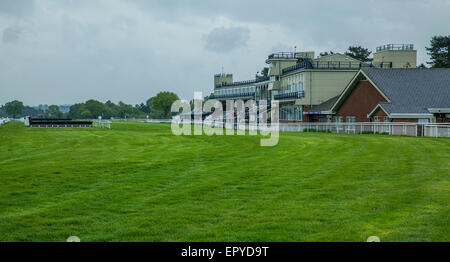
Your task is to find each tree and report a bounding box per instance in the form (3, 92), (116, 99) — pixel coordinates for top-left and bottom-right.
(46, 105), (64, 119)
(68, 103), (86, 119)
(426, 35), (450, 68)
(256, 67), (269, 79)
(117, 101), (140, 118)
(105, 100), (120, 117)
(151, 92), (180, 118)
(5, 100), (24, 118)
(84, 99), (112, 119)
(418, 63), (427, 69)
(145, 97), (153, 115)
(319, 51), (334, 57)
(0, 105), (7, 117)
(136, 102), (150, 114)
(345, 46), (372, 62)
(22, 106), (41, 117)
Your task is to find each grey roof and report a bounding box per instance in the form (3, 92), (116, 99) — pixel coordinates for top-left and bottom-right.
(308, 96), (339, 112)
(363, 68), (450, 114)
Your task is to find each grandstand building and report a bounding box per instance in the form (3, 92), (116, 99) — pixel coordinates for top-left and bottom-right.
(212, 44), (419, 123)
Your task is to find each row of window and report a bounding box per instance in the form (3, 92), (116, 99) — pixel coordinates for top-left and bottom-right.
(334, 116), (390, 122)
(273, 82), (304, 95)
(215, 86), (256, 97)
(280, 107), (303, 121)
(282, 73), (304, 85)
(374, 116), (390, 122)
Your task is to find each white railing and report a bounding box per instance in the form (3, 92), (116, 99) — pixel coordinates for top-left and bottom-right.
(423, 124), (450, 138)
(93, 119), (112, 129)
(196, 121), (450, 138)
(278, 122), (421, 136)
(144, 119), (172, 123)
(0, 118), (10, 126)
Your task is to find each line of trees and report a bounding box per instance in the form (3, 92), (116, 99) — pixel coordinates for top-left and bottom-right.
(1, 91), (180, 120)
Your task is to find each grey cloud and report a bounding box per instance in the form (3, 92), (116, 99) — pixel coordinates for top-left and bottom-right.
(0, 0), (449, 105)
(0, 0), (34, 17)
(2, 26), (21, 43)
(204, 27), (250, 53)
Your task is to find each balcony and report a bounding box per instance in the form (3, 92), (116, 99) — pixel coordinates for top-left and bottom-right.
(376, 44), (414, 52)
(274, 91), (305, 100)
(215, 76), (270, 88)
(282, 61), (393, 74)
(268, 52), (298, 60)
(212, 92), (256, 100)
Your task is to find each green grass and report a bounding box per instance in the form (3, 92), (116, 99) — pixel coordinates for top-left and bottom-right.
(0, 121), (449, 242)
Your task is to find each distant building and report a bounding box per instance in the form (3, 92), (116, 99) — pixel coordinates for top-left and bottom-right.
(317, 68), (450, 123)
(212, 44), (418, 123)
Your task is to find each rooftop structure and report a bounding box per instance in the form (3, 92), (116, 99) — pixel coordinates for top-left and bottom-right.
(376, 44), (414, 52)
(373, 44), (417, 68)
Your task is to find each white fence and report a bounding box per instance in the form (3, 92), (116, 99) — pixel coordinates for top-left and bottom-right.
(0, 118), (11, 126)
(93, 119), (112, 129)
(423, 124), (450, 138)
(198, 120), (450, 138)
(278, 122), (420, 136)
(119, 118), (450, 138)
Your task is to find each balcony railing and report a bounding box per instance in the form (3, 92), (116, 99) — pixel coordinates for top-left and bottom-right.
(376, 44), (414, 52)
(282, 61), (393, 74)
(274, 91), (305, 100)
(212, 92), (256, 100)
(268, 52), (297, 60)
(215, 76), (270, 88)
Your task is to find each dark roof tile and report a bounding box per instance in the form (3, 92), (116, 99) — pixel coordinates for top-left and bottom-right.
(363, 68), (450, 114)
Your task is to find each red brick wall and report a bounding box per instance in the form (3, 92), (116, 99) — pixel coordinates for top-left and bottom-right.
(391, 118), (421, 123)
(336, 80), (387, 122)
(370, 107), (388, 122)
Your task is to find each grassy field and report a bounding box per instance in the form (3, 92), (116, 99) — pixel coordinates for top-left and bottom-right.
(0, 121), (448, 242)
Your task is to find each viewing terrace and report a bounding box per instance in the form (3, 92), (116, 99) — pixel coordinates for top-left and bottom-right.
(267, 52), (298, 60)
(215, 76), (270, 88)
(274, 91), (305, 100)
(211, 92), (256, 100)
(282, 61), (393, 74)
(376, 44), (414, 52)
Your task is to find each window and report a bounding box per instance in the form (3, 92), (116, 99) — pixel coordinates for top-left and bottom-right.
(383, 116), (390, 122)
(346, 116), (356, 130)
(346, 116), (356, 123)
(374, 116), (380, 122)
(280, 107), (302, 121)
(335, 116), (343, 123)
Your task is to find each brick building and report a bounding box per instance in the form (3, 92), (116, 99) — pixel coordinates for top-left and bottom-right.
(319, 68), (450, 123)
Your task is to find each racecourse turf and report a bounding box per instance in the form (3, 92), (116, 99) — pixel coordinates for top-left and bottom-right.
(0, 121), (448, 241)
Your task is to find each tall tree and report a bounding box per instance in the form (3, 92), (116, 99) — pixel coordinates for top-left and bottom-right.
(46, 105), (64, 118)
(5, 100), (24, 118)
(256, 67), (269, 79)
(145, 98), (153, 115)
(0, 106), (6, 117)
(84, 100), (112, 119)
(345, 46), (372, 62)
(136, 102), (150, 114)
(117, 101), (141, 118)
(426, 35), (450, 68)
(68, 103), (86, 119)
(22, 106), (41, 117)
(151, 92), (180, 118)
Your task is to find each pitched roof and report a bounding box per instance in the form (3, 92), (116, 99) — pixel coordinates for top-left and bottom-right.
(307, 96), (339, 113)
(362, 68), (450, 114)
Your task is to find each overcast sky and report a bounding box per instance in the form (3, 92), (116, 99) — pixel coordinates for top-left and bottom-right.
(1, 0), (449, 106)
